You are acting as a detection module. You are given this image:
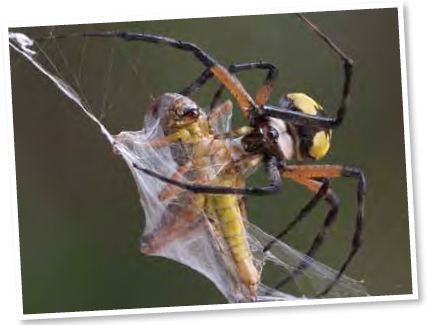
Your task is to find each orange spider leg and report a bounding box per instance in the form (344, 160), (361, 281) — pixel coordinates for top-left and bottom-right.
(210, 64), (256, 117)
(214, 126), (254, 140)
(255, 66), (278, 106)
(281, 164), (344, 179)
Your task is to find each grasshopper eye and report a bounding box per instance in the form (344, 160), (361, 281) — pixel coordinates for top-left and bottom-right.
(183, 106), (200, 118)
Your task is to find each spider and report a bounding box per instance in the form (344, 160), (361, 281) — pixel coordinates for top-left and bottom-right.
(72, 13), (366, 298)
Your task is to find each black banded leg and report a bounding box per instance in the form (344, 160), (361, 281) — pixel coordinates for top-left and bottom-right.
(277, 164), (366, 297)
(262, 14), (353, 129)
(263, 178), (331, 253)
(180, 68), (214, 96)
(272, 180), (341, 293)
(68, 31), (256, 114)
(295, 13), (353, 127)
(314, 167), (365, 297)
(179, 61), (278, 107)
(77, 31), (218, 68)
(132, 155), (281, 196)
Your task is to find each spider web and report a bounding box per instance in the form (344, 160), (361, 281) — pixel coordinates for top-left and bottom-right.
(9, 30), (369, 303)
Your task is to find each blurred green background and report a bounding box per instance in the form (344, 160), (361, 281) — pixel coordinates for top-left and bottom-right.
(9, 8), (412, 314)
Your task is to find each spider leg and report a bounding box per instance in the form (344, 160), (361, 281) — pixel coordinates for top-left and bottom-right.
(180, 61), (278, 109)
(262, 178), (331, 253)
(214, 126), (254, 140)
(276, 164), (365, 297)
(132, 155), (281, 196)
(180, 68), (214, 97)
(268, 178), (340, 294)
(210, 62), (279, 109)
(68, 31), (256, 117)
(296, 13), (353, 127)
(263, 14), (353, 129)
(253, 62), (279, 106)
